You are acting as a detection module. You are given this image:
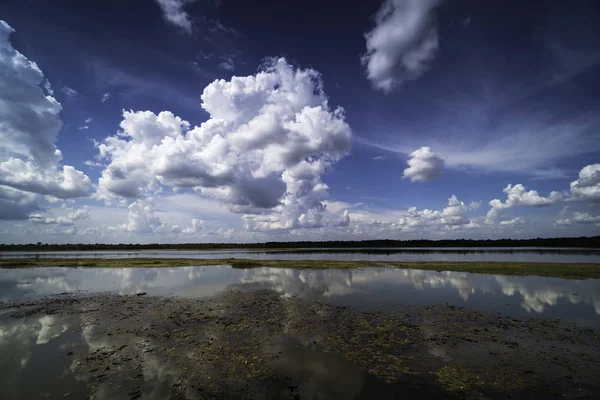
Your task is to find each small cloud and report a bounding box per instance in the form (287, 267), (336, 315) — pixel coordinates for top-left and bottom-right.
(78, 125), (89, 130)
(362, 0), (445, 92)
(84, 160), (103, 168)
(468, 200), (482, 210)
(402, 146), (444, 182)
(101, 92), (111, 102)
(155, 0), (195, 34)
(210, 20), (237, 35)
(345, 186), (352, 190)
(218, 60), (234, 71)
(61, 85), (78, 99)
(84, 117), (92, 124)
(462, 17), (471, 28)
(373, 155), (387, 161)
(197, 50), (213, 60)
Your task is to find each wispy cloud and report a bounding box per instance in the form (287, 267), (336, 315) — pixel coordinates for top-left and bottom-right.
(155, 0), (196, 34)
(60, 85), (78, 99)
(89, 61), (206, 111)
(358, 105), (599, 180)
(101, 92), (111, 103)
(362, 0), (445, 92)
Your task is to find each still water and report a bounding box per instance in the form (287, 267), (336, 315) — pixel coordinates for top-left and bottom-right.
(1, 265), (598, 328)
(2, 247), (600, 262)
(1, 265), (599, 399)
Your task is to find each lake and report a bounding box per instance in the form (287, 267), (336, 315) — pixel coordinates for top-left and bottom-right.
(1, 262), (599, 399)
(2, 247), (600, 262)
(2, 265), (599, 328)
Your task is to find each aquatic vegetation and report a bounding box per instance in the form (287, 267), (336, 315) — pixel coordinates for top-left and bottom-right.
(2, 257), (600, 279)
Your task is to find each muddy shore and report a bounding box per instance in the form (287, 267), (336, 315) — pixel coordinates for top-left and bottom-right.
(1, 289), (599, 399)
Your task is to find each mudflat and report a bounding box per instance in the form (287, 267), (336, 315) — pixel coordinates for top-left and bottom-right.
(2, 289), (598, 399)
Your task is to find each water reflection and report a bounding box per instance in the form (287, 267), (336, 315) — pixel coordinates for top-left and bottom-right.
(3, 247), (600, 262)
(0, 314), (86, 400)
(1, 266), (599, 328)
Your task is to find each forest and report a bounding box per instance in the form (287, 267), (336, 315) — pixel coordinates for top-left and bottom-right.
(1, 236), (599, 251)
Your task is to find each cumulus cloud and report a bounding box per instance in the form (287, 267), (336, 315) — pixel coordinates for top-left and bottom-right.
(101, 92), (111, 102)
(0, 186), (39, 220)
(486, 184), (564, 223)
(155, 0), (196, 34)
(0, 21), (91, 219)
(338, 210), (351, 227)
(570, 164), (600, 203)
(30, 206), (90, 226)
(499, 217), (524, 227)
(95, 58), (351, 231)
(0, 161), (90, 199)
(120, 199), (165, 233)
(402, 146), (444, 182)
(555, 212), (600, 226)
(362, 0), (444, 92)
(182, 218), (205, 234)
(396, 195), (472, 231)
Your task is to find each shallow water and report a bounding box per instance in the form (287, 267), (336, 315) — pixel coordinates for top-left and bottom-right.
(1, 265), (600, 399)
(2, 247), (600, 262)
(1, 265), (598, 329)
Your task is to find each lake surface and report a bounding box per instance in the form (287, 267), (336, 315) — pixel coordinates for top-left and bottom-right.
(2, 247), (600, 262)
(1, 265), (598, 329)
(1, 264), (599, 399)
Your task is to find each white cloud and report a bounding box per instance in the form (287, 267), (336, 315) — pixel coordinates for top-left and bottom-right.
(0, 186), (40, 220)
(468, 201), (482, 210)
(95, 58), (351, 232)
(570, 164), (600, 203)
(84, 160), (103, 168)
(0, 21), (91, 219)
(362, 0), (444, 92)
(396, 195), (472, 231)
(486, 184), (564, 223)
(30, 206), (90, 226)
(373, 155), (387, 161)
(555, 212), (600, 226)
(85, 117), (92, 124)
(402, 146), (444, 182)
(181, 218), (204, 234)
(499, 217), (524, 226)
(0, 161), (90, 199)
(338, 210), (351, 227)
(60, 85), (77, 98)
(101, 92), (111, 102)
(155, 0), (196, 34)
(120, 199), (165, 233)
(78, 125), (89, 130)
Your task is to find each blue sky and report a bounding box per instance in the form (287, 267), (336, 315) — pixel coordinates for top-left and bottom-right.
(0, 0), (599, 243)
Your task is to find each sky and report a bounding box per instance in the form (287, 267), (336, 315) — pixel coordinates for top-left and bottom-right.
(0, 0), (599, 244)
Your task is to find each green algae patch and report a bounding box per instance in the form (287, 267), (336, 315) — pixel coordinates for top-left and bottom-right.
(434, 363), (526, 399)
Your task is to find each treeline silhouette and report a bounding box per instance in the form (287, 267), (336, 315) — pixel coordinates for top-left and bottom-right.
(1, 236), (599, 252)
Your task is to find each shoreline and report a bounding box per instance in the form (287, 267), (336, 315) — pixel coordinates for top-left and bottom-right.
(1, 257), (600, 279)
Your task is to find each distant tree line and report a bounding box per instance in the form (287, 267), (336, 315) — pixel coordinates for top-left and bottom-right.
(1, 236), (599, 252)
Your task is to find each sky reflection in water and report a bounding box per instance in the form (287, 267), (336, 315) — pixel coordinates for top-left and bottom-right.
(1, 265), (599, 328)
